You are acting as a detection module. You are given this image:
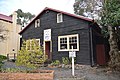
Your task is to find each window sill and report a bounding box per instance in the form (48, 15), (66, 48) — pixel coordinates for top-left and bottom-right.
(58, 49), (79, 52)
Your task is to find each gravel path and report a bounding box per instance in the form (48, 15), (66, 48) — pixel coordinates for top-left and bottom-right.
(1, 61), (120, 80)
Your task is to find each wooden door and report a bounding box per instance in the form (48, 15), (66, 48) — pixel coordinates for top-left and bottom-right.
(96, 44), (106, 65)
(45, 41), (51, 59)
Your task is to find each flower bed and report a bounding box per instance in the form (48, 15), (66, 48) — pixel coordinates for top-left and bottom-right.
(0, 70), (54, 80)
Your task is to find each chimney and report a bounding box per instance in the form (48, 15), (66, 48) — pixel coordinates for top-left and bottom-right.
(12, 11), (17, 53)
(12, 11), (17, 25)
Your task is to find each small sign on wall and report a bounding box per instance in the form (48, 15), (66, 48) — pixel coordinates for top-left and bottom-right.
(44, 29), (51, 41)
(69, 51), (76, 58)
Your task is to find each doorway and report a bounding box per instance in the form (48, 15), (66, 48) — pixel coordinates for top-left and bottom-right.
(96, 44), (106, 65)
(45, 41), (51, 60)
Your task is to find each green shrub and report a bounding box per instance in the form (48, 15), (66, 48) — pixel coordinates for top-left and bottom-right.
(62, 57), (69, 65)
(0, 63), (3, 69)
(0, 68), (34, 73)
(0, 68), (20, 73)
(69, 57), (76, 64)
(16, 39), (47, 69)
(0, 55), (7, 68)
(0, 55), (7, 62)
(51, 60), (60, 66)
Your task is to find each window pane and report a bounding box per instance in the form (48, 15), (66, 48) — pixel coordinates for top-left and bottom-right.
(69, 43), (77, 49)
(35, 40), (40, 46)
(69, 36), (77, 49)
(58, 34), (79, 51)
(35, 19), (40, 28)
(35, 20), (37, 28)
(57, 13), (63, 23)
(31, 40), (34, 50)
(58, 14), (61, 22)
(60, 37), (67, 49)
(60, 44), (67, 49)
(37, 19), (40, 27)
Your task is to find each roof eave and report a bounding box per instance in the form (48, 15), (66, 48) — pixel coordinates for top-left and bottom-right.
(0, 19), (12, 23)
(19, 7), (93, 34)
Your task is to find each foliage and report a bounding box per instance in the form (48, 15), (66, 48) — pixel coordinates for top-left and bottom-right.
(73, 0), (103, 20)
(15, 9), (35, 27)
(50, 60), (60, 66)
(100, 0), (120, 71)
(0, 68), (34, 73)
(16, 39), (46, 69)
(0, 55), (7, 68)
(100, 0), (120, 40)
(68, 57), (76, 64)
(62, 57), (70, 65)
(100, 0), (120, 27)
(0, 68), (22, 73)
(0, 55), (7, 61)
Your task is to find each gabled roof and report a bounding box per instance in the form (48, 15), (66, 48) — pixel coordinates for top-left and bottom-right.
(0, 13), (12, 23)
(19, 7), (93, 34)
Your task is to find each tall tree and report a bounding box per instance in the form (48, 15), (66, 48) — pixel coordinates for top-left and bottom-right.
(15, 9), (35, 27)
(73, 0), (103, 20)
(101, 0), (120, 71)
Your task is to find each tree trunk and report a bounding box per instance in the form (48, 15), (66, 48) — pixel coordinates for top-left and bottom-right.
(108, 26), (120, 71)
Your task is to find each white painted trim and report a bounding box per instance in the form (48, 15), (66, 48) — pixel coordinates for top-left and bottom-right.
(35, 39), (40, 46)
(50, 41), (52, 52)
(35, 19), (40, 28)
(57, 13), (63, 23)
(58, 34), (79, 51)
(43, 40), (52, 60)
(26, 38), (40, 50)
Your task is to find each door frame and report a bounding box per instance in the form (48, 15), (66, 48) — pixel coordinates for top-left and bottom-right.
(44, 41), (52, 60)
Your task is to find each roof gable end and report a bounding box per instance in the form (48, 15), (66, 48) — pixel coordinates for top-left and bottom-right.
(19, 7), (93, 34)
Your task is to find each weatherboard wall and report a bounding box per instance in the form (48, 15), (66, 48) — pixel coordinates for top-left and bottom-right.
(21, 10), (93, 65)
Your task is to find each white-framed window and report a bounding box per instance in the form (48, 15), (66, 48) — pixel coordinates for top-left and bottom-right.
(35, 19), (40, 28)
(57, 13), (63, 23)
(26, 39), (40, 50)
(58, 34), (79, 51)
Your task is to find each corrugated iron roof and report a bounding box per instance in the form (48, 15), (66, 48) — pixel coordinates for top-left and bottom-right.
(0, 13), (12, 23)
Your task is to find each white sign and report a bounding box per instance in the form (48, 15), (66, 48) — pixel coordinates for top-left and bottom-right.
(69, 51), (76, 58)
(69, 51), (76, 76)
(44, 29), (51, 41)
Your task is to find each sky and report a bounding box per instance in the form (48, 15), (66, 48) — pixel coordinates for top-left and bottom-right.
(0, 0), (75, 16)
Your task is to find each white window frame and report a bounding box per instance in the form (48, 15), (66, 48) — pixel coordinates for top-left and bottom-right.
(58, 34), (79, 51)
(26, 39), (40, 51)
(35, 39), (40, 46)
(57, 13), (63, 23)
(35, 19), (40, 28)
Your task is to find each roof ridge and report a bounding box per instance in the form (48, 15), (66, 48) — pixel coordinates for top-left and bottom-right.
(19, 7), (94, 34)
(43, 7), (93, 21)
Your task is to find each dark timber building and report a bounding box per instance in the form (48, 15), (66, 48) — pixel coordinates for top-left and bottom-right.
(19, 7), (109, 66)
